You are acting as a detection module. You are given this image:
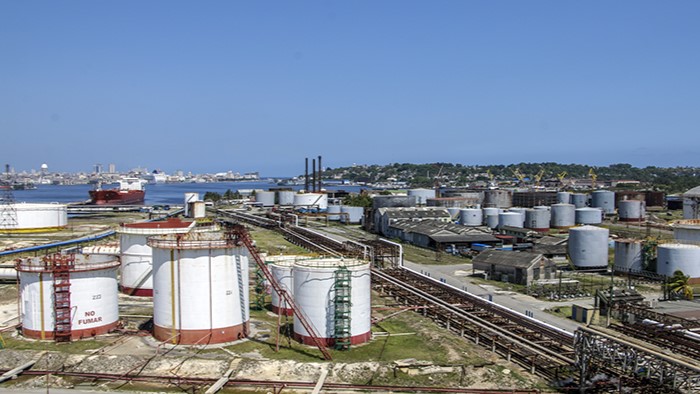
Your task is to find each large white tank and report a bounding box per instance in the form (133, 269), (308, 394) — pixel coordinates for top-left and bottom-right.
(118, 218), (195, 296)
(255, 191), (276, 207)
(614, 239), (644, 273)
(0, 203), (67, 233)
(557, 192), (571, 204)
(327, 205), (342, 221)
(293, 258), (371, 347)
(525, 209), (550, 232)
(149, 231), (250, 345)
(460, 208), (483, 226)
(407, 189), (436, 206)
(278, 191), (295, 206)
(485, 214), (499, 229)
(16, 253), (120, 340)
(575, 207), (603, 225)
(591, 190), (616, 215)
(673, 219), (700, 244)
(551, 203), (576, 228)
(267, 255), (310, 316)
(571, 193), (588, 208)
(498, 212), (522, 229)
(482, 207), (499, 224)
(184, 192), (199, 217)
(294, 193), (328, 211)
(508, 207), (527, 226)
(568, 226), (610, 269)
(340, 206), (364, 224)
(657, 243), (700, 279)
(618, 200), (645, 222)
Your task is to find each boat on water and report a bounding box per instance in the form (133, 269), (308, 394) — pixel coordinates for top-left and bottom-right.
(89, 178), (145, 205)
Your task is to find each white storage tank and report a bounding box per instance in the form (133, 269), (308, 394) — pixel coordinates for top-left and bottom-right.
(0, 203), (67, 233)
(278, 191), (295, 206)
(340, 206), (364, 224)
(657, 244), (700, 281)
(508, 208), (527, 226)
(482, 207), (499, 224)
(551, 204), (576, 229)
(575, 207), (603, 225)
(673, 219), (700, 243)
(407, 189), (436, 206)
(460, 208), (483, 227)
(267, 255), (310, 316)
(255, 191), (276, 207)
(118, 218), (195, 296)
(16, 253), (120, 340)
(485, 214), (499, 229)
(447, 207), (461, 221)
(499, 212), (523, 229)
(571, 193), (588, 208)
(614, 239), (644, 273)
(294, 193), (328, 212)
(192, 201), (206, 219)
(293, 258), (371, 347)
(592, 190), (616, 215)
(568, 226), (610, 269)
(618, 200), (645, 222)
(525, 209), (550, 232)
(184, 192), (200, 218)
(557, 192), (571, 204)
(682, 186), (700, 219)
(327, 205), (342, 221)
(149, 231), (250, 345)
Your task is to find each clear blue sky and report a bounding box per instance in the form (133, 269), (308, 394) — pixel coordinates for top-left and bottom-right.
(2, 1), (699, 176)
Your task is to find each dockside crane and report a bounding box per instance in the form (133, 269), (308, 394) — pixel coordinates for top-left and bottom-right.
(533, 168), (545, 187)
(589, 168), (598, 189)
(511, 168), (526, 185)
(557, 171), (568, 187)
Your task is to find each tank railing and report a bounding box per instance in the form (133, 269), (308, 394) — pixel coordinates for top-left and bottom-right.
(294, 259), (366, 269)
(16, 254), (120, 273)
(147, 238), (236, 250)
(118, 226), (194, 236)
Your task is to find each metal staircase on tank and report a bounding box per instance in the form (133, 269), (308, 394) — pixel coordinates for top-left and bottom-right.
(333, 267), (352, 350)
(226, 224), (332, 360)
(50, 254), (75, 342)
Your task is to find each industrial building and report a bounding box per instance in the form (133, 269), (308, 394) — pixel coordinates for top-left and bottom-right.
(472, 250), (555, 286)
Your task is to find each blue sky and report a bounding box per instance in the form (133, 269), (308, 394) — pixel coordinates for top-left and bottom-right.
(1, 1), (699, 176)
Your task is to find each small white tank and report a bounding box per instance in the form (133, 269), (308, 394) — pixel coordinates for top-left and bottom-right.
(460, 208), (483, 226)
(149, 231), (250, 344)
(551, 204), (576, 228)
(278, 191), (295, 206)
(327, 205), (342, 221)
(482, 207), (499, 224)
(557, 191), (571, 204)
(568, 226), (610, 269)
(575, 207), (603, 225)
(255, 191), (276, 207)
(618, 200), (645, 222)
(571, 193), (588, 208)
(525, 209), (550, 232)
(267, 255), (311, 316)
(656, 243), (700, 279)
(673, 219), (700, 243)
(499, 212), (523, 229)
(340, 206), (364, 224)
(508, 207), (527, 226)
(485, 214), (499, 229)
(614, 239), (644, 273)
(592, 190), (615, 215)
(184, 193), (199, 217)
(293, 258), (371, 347)
(294, 193), (328, 211)
(16, 253), (120, 340)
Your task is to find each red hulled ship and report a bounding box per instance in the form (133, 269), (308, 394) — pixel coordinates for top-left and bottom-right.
(89, 178), (145, 205)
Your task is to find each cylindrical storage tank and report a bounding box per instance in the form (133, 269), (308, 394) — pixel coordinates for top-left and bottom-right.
(118, 218), (195, 296)
(551, 204), (576, 229)
(292, 258), (371, 347)
(568, 226), (610, 269)
(266, 255), (310, 316)
(340, 206), (364, 224)
(614, 240), (644, 273)
(460, 208), (483, 226)
(294, 193), (328, 211)
(255, 191), (276, 207)
(534, 205), (550, 211)
(407, 189), (436, 206)
(508, 207), (527, 226)
(485, 214), (499, 229)
(327, 205), (342, 221)
(278, 191), (295, 206)
(673, 220), (700, 243)
(525, 209), (550, 232)
(618, 200), (646, 222)
(16, 253), (120, 340)
(592, 190), (616, 215)
(575, 207), (603, 225)
(483, 190), (513, 208)
(0, 203), (68, 233)
(499, 212), (523, 229)
(571, 193), (588, 208)
(149, 231), (250, 344)
(184, 192), (199, 217)
(482, 207), (499, 224)
(192, 201), (206, 218)
(447, 207), (461, 221)
(557, 192), (571, 204)
(656, 244), (700, 280)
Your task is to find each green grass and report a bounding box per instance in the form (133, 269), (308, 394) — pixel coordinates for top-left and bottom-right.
(2, 335), (109, 353)
(248, 227), (313, 256)
(544, 306), (572, 319)
(403, 244), (471, 265)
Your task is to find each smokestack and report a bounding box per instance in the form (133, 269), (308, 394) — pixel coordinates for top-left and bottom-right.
(305, 158), (309, 192)
(312, 158), (316, 193)
(318, 155), (322, 192)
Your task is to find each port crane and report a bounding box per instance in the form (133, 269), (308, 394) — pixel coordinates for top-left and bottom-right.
(533, 168), (545, 187)
(511, 168), (526, 185)
(589, 168), (598, 189)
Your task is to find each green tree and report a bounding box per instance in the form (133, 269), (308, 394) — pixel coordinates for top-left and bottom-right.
(668, 270), (694, 300)
(203, 191), (222, 203)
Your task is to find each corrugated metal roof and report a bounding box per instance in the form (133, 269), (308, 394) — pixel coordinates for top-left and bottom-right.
(472, 250), (545, 268)
(684, 186), (700, 197)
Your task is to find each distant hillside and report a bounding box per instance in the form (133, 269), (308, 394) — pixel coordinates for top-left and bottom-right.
(313, 162), (700, 194)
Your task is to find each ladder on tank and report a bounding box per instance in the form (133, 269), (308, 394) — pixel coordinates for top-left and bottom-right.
(333, 267), (352, 350)
(226, 224), (332, 360)
(49, 254), (74, 342)
(235, 255), (248, 338)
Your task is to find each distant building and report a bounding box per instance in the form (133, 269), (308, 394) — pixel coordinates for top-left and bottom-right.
(472, 250), (555, 286)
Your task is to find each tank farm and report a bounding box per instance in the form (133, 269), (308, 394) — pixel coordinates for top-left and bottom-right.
(0, 187), (699, 394)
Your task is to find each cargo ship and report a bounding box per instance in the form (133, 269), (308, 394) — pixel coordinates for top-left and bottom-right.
(89, 178), (145, 205)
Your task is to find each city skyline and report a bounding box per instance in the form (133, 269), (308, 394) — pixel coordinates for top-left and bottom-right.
(2, 1), (699, 176)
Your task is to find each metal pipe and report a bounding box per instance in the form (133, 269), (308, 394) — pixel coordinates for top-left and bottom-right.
(305, 158), (309, 192)
(318, 155), (322, 192)
(379, 238), (404, 267)
(312, 158), (316, 193)
(170, 249), (176, 344)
